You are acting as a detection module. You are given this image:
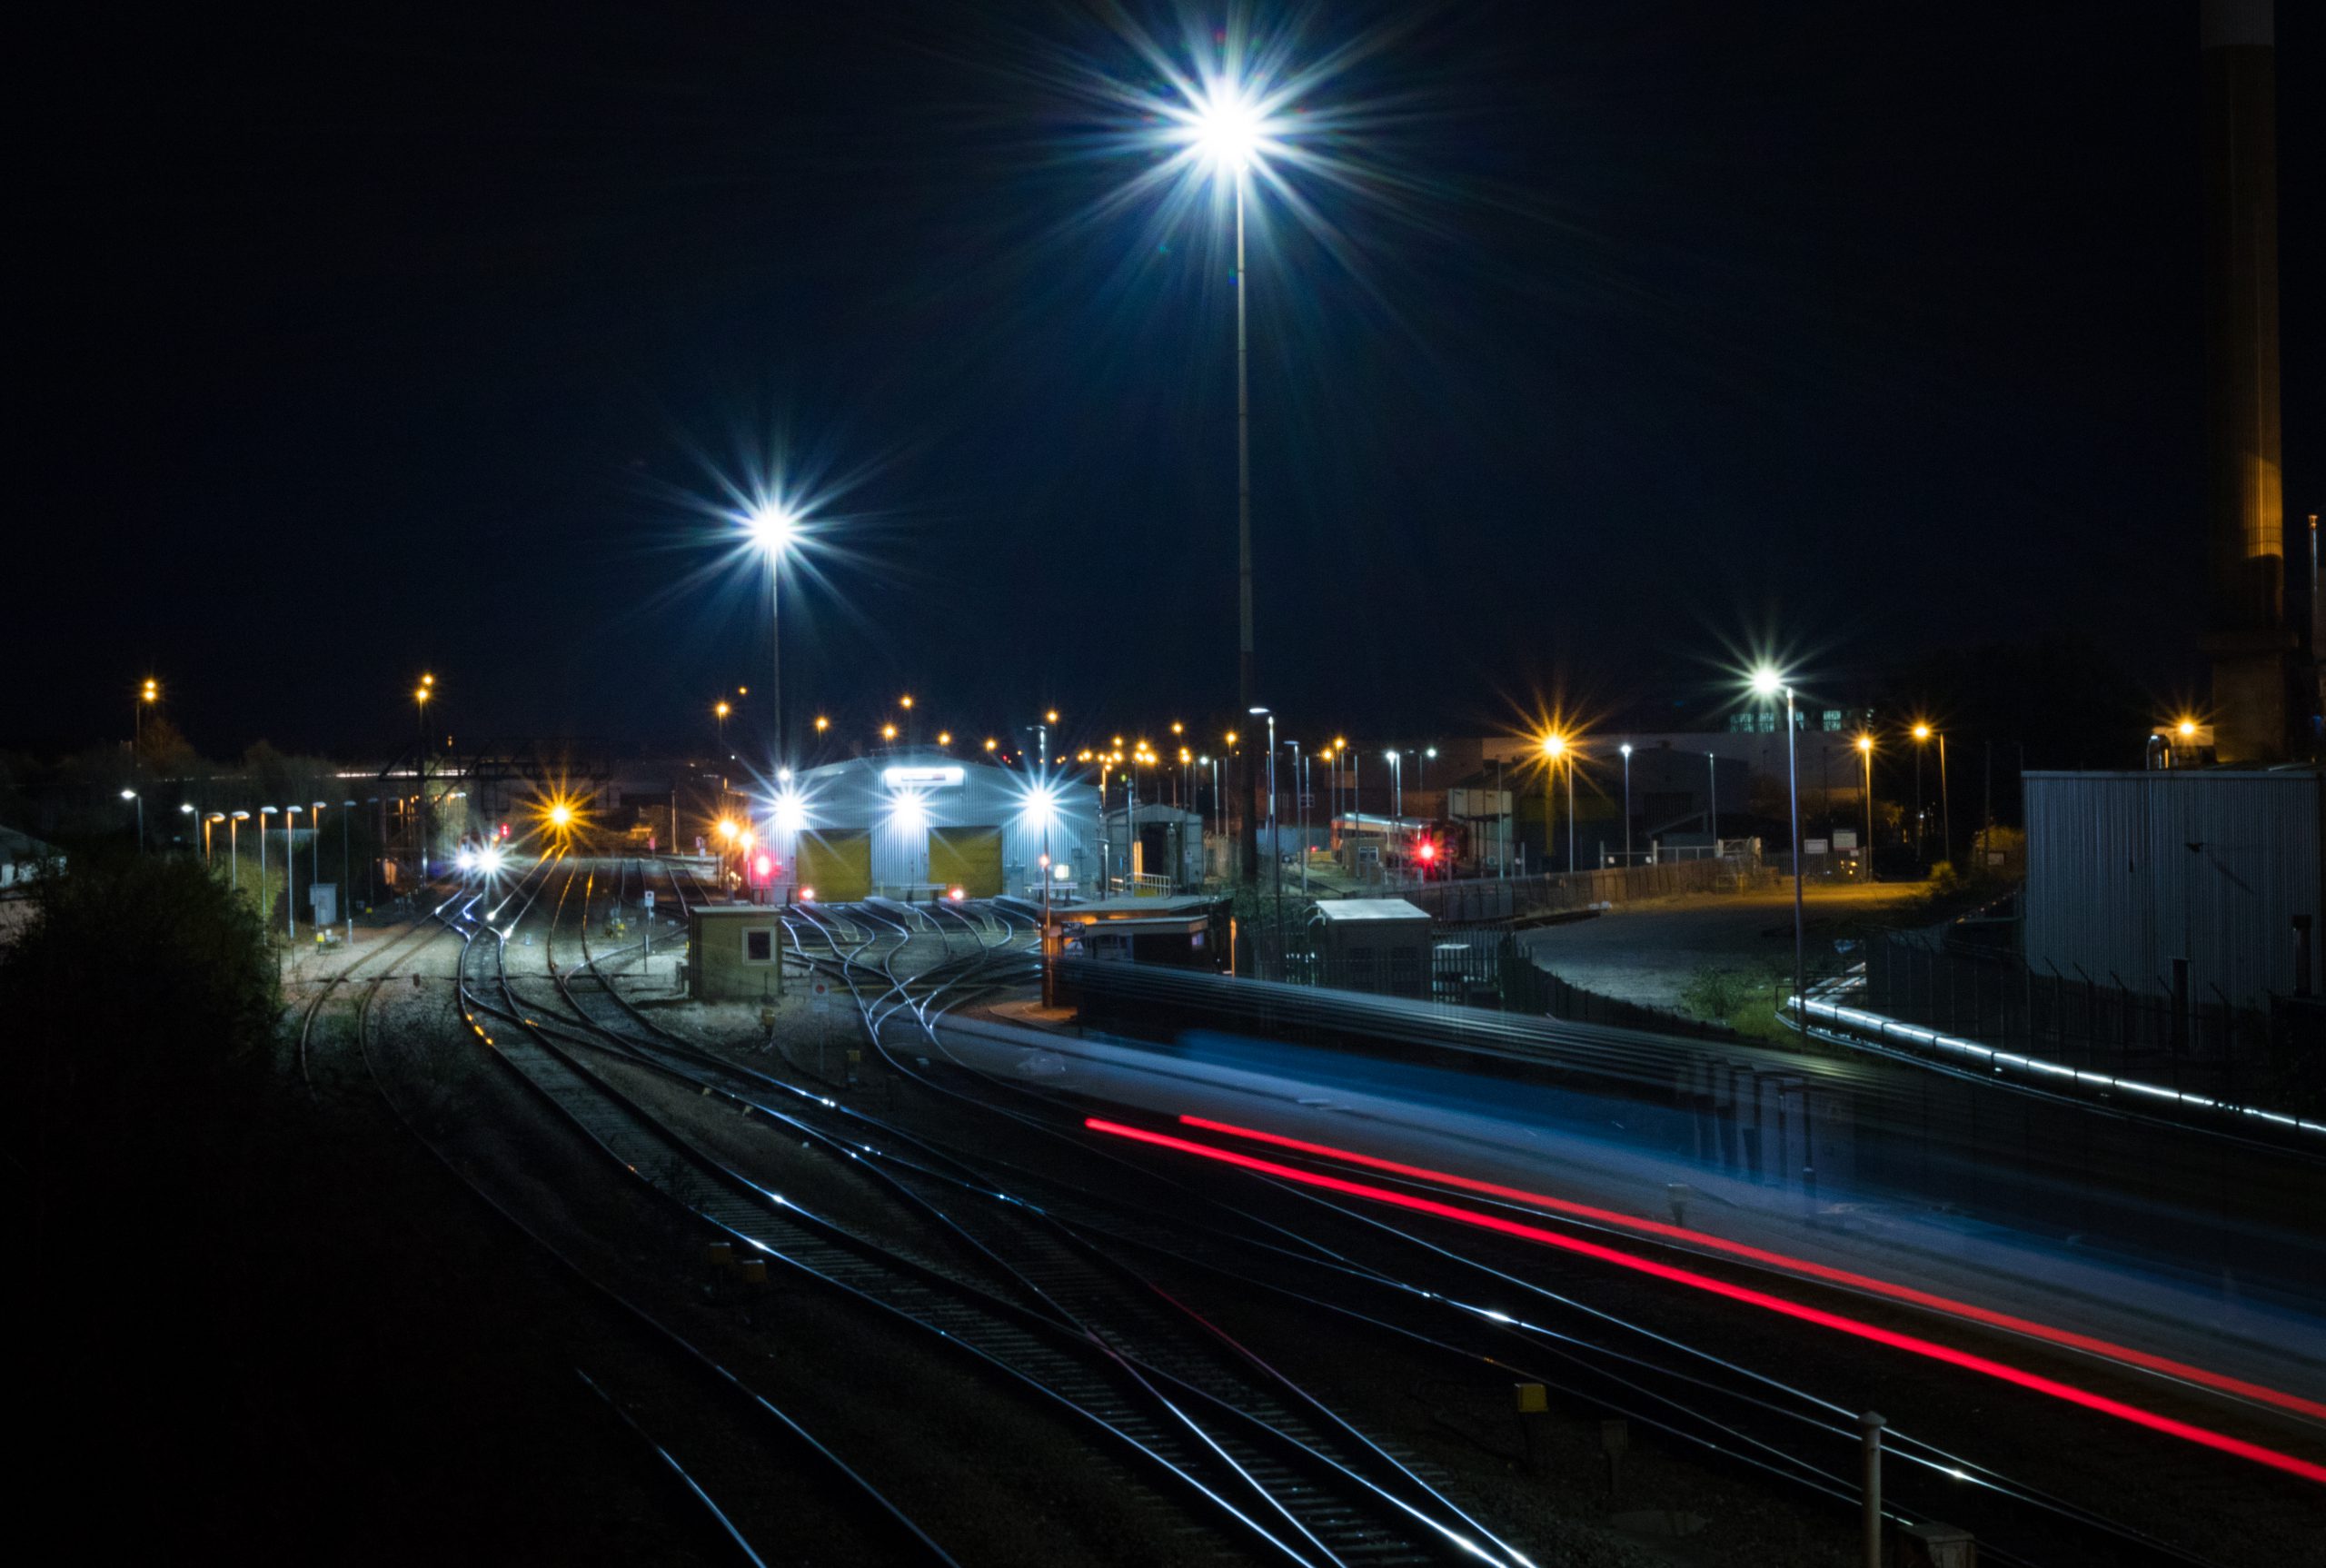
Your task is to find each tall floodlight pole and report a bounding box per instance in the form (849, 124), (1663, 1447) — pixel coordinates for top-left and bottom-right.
(413, 674), (434, 880)
(1539, 733), (1566, 876)
(1856, 735), (1875, 880)
(743, 502), (800, 773)
(1565, 749), (1577, 873)
(1912, 723), (1929, 865)
(1707, 752), (1719, 852)
(1620, 743), (1634, 866)
(1754, 667), (1805, 1028)
(230, 811), (248, 892)
(120, 789), (143, 853)
(259, 807), (275, 924)
(283, 806), (302, 941)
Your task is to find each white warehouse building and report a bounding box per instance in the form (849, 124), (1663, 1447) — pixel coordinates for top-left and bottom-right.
(766, 752), (1097, 902)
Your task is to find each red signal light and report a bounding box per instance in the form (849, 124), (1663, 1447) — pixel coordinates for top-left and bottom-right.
(752, 854), (774, 881)
(498, 822), (511, 839)
(1416, 839), (1437, 862)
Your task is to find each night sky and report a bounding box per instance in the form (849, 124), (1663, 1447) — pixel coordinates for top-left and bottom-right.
(18, 2), (2321, 759)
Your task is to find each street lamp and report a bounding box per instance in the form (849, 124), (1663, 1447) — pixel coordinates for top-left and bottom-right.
(259, 806), (276, 919)
(742, 501), (800, 769)
(204, 810), (224, 862)
(1855, 734), (1875, 879)
(1619, 743), (1634, 867)
(1752, 665), (1805, 1028)
(715, 700), (731, 753)
(283, 805), (302, 940)
(178, 800), (194, 853)
(1163, 76), (1289, 881)
(413, 676), (434, 879)
(1538, 733), (1575, 873)
(120, 789), (143, 853)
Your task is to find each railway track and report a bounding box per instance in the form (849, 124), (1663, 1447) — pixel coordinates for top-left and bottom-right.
(472, 861), (1530, 1567)
(336, 861), (955, 1567)
(386, 855), (2295, 1563)
(762, 890), (2279, 1565)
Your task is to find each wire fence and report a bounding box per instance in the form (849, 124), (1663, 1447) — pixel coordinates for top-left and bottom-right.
(1860, 931), (2284, 1101)
(1259, 927), (1742, 1041)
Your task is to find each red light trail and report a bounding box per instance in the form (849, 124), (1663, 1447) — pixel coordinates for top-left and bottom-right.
(1085, 1116), (2326, 1486)
(1178, 1114), (2326, 1426)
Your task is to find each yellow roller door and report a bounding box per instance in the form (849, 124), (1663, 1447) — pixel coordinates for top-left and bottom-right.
(799, 830), (871, 901)
(928, 827), (1003, 898)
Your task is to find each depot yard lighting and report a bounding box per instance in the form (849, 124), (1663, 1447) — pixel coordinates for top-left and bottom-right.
(1751, 665), (1806, 1027)
(1619, 743), (1634, 866)
(1856, 734), (1876, 878)
(121, 789), (144, 853)
(1911, 720), (1951, 868)
(1136, 63), (1302, 882)
(741, 499), (801, 769)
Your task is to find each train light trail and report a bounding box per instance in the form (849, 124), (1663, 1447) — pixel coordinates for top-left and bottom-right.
(1085, 1117), (2326, 1485)
(1177, 1116), (2326, 1424)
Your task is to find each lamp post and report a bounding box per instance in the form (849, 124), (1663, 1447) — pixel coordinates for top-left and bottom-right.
(342, 800), (357, 923)
(204, 811), (224, 862)
(259, 806), (275, 920)
(178, 800), (195, 852)
(230, 811), (248, 892)
(1620, 743), (1634, 867)
(413, 675), (434, 880)
(743, 503), (799, 769)
(1856, 735), (1875, 880)
(283, 805), (302, 941)
(1538, 734), (1567, 875)
(1911, 722), (1930, 866)
(136, 677), (158, 753)
(715, 700), (731, 755)
(120, 789), (143, 852)
(1753, 667), (1805, 1027)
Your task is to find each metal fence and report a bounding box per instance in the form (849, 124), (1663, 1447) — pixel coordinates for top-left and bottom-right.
(1262, 927), (1740, 1041)
(1395, 856), (1763, 923)
(1861, 931), (2276, 1099)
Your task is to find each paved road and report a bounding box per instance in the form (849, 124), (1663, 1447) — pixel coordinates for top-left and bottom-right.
(1516, 881), (1933, 1010)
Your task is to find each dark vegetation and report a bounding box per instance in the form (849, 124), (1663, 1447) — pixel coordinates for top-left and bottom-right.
(5, 855), (697, 1562)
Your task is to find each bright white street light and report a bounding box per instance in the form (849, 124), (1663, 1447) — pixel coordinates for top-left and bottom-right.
(1188, 82), (1273, 173)
(1751, 665), (1785, 699)
(743, 502), (798, 556)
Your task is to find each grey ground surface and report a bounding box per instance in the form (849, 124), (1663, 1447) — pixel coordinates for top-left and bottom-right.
(1516, 881), (1935, 1008)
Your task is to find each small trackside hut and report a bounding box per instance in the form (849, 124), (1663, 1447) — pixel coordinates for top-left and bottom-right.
(686, 903), (787, 1003)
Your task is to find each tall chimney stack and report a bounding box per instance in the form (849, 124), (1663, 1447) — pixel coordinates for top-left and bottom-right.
(2201, 0), (2289, 761)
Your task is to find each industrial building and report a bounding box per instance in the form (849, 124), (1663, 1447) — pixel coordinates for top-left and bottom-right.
(764, 751), (1097, 902)
(2024, 769), (2320, 1013)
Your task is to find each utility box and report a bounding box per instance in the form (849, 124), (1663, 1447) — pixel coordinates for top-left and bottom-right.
(307, 883), (337, 927)
(1314, 898), (1432, 997)
(1897, 1522), (1975, 1568)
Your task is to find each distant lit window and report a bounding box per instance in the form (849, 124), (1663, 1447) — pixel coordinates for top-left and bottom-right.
(1759, 711), (1775, 734)
(1728, 714), (1754, 734)
(744, 928), (772, 963)
(1822, 710), (1843, 731)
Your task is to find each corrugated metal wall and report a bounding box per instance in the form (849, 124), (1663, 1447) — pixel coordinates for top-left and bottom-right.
(2023, 770), (2321, 1008)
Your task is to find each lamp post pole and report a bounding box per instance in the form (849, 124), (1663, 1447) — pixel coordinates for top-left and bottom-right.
(1784, 690), (1804, 1022)
(121, 790), (143, 853)
(1565, 749), (1577, 874)
(231, 812), (247, 893)
(259, 807), (273, 926)
(1234, 172), (1258, 885)
(284, 806), (301, 943)
(1621, 744), (1634, 867)
(1708, 752), (1719, 852)
(1938, 732), (1953, 868)
(1860, 741), (1875, 880)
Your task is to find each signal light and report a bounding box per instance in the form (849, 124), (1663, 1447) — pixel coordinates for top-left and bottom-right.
(750, 853), (776, 887)
(1416, 840), (1437, 862)
(947, 886), (966, 902)
(498, 822), (510, 839)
